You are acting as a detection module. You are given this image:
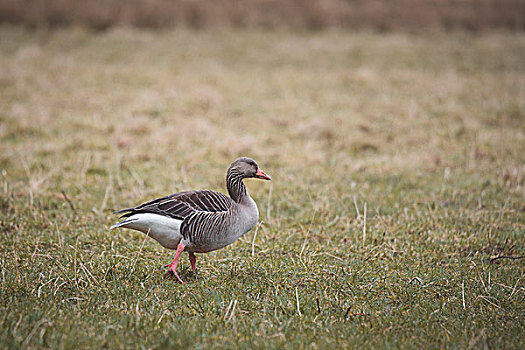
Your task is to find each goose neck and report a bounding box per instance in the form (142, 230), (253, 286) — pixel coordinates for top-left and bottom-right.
(226, 170), (247, 203)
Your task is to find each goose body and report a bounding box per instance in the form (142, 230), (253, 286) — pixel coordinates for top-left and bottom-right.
(110, 157), (271, 283)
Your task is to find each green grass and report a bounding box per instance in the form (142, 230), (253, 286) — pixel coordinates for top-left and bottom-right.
(0, 26), (524, 349)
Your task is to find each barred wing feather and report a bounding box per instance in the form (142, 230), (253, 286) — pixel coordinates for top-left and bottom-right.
(115, 190), (234, 220)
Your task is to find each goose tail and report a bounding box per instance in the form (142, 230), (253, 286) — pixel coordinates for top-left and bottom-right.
(109, 217), (138, 230)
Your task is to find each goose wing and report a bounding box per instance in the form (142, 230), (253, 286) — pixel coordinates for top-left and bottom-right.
(114, 190), (234, 220)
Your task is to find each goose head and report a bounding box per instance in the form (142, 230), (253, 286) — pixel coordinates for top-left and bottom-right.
(230, 157), (271, 180)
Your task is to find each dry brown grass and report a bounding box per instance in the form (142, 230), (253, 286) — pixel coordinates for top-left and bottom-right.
(1, 28), (523, 182)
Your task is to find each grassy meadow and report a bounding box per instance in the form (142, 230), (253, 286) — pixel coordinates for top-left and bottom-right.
(0, 26), (524, 348)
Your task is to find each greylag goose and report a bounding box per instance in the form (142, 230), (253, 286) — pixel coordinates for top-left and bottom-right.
(110, 157), (271, 283)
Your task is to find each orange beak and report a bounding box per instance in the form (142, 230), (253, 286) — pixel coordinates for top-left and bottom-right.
(255, 167), (271, 180)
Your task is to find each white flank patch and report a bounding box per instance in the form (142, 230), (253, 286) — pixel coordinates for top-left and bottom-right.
(110, 213), (183, 250)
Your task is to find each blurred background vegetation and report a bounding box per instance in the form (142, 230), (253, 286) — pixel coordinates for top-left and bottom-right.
(1, 0), (524, 31)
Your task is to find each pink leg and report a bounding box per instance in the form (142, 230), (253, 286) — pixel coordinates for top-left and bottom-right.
(164, 242), (186, 283)
(189, 252), (197, 273)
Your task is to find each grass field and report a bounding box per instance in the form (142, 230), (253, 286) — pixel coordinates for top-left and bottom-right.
(0, 26), (524, 348)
